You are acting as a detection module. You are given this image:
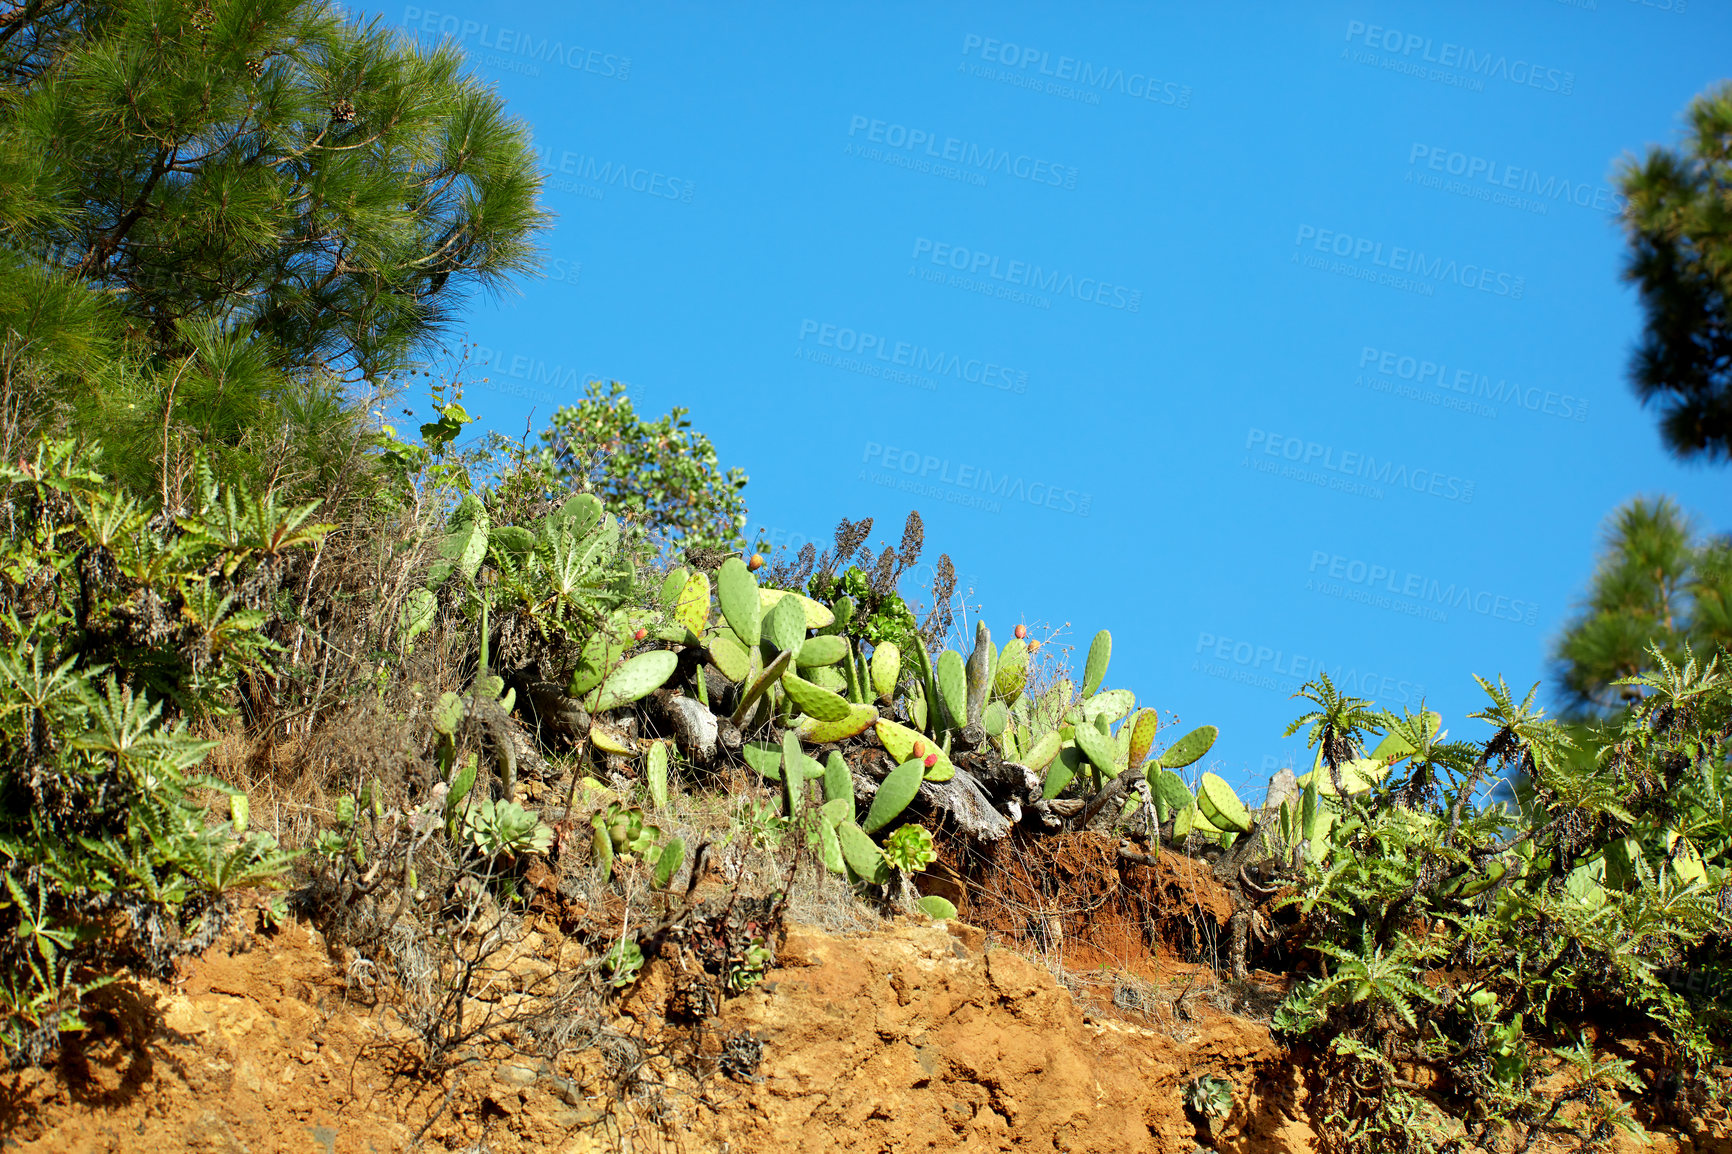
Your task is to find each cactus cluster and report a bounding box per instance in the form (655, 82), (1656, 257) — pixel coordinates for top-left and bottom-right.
(410, 495), (1232, 904)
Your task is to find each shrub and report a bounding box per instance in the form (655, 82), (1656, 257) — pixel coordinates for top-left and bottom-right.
(1273, 667), (1730, 1152)
(0, 440), (312, 1065)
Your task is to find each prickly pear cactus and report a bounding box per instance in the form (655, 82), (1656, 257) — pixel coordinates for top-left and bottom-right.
(870, 641), (901, 701)
(1081, 629), (1111, 697)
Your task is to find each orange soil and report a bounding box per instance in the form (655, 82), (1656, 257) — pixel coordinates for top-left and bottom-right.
(4, 896), (1728, 1153)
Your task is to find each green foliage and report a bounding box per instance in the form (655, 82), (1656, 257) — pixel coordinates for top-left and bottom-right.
(0, 0), (547, 379)
(461, 799), (554, 858)
(601, 937), (646, 988)
(1552, 496), (1732, 714)
(725, 939), (775, 992)
(0, 2), (550, 499)
(1617, 80), (1732, 462)
(0, 441), (309, 1063)
(1273, 664), (1732, 1153)
(880, 824), (937, 873)
(589, 801), (682, 884)
(1185, 1074), (1234, 1120)
(539, 381), (750, 555)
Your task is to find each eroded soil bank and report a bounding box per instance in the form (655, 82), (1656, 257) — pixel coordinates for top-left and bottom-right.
(4, 905), (1727, 1153)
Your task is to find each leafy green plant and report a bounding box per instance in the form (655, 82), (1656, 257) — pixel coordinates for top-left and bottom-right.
(880, 825), (938, 873)
(0, 441), (312, 1064)
(539, 381), (751, 556)
(590, 802), (684, 885)
(1270, 661), (1731, 1153)
(463, 799), (555, 858)
(726, 939), (775, 992)
(601, 937), (646, 988)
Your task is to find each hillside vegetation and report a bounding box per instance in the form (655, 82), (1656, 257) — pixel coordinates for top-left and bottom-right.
(0, 4), (1727, 1151)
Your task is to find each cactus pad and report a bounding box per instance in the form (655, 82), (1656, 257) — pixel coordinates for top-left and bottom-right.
(1196, 772), (1251, 833)
(588, 650), (678, 713)
(916, 895), (958, 920)
(1022, 731), (1063, 772)
(707, 633), (751, 683)
(837, 820), (889, 884)
(1126, 709), (1160, 769)
(1081, 629), (1111, 697)
(823, 750), (854, 807)
(796, 634), (848, 668)
(717, 557), (761, 647)
(870, 641), (901, 701)
(758, 587), (836, 630)
(1071, 718), (1117, 773)
(781, 670), (852, 722)
(589, 726), (637, 758)
(935, 649), (967, 732)
(1081, 688), (1136, 727)
(1149, 769), (1193, 823)
(796, 701), (879, 743)
(874, 719), (956, 781)
(863, 758), (924, 833)
(675, 571), (711, 634)
(742, 739), (783, 780)
(646, 741), (670, 810)
(1158, 725), (1219, 769)
(1042, 744), (1082, 799)
(762, 592), (807, 655)
(993, 637), (1029, 701)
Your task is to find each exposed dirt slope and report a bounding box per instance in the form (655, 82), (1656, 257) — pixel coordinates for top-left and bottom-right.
(5, 906), (1727, 1153)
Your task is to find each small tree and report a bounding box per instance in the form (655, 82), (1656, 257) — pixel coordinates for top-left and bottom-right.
(538, 381), (750, 557)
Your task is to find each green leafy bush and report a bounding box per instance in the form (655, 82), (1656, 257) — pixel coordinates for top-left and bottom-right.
(0, 441), (313, 1065)
(1273, 667), (1730, 1152)
(538, 381), (751, 557)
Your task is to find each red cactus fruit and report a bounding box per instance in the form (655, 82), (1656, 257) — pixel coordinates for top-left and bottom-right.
(923, 753), (938, 769)
(633, 628), (647, 641)
(748, 553), (764, 571)
(1014, 624), (1028, 640)
(912, 740), (925, 759)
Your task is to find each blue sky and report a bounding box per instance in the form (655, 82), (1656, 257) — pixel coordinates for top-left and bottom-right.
(378, 0), (1730, 798)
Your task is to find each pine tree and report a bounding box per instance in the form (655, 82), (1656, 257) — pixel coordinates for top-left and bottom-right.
(1618, 81), (1732, 461)
(0, 0), (550, 494)
(1552, 497), (1732, 712)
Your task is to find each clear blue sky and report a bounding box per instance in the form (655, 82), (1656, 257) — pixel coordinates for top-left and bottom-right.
(374, 0), (1731, 799)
